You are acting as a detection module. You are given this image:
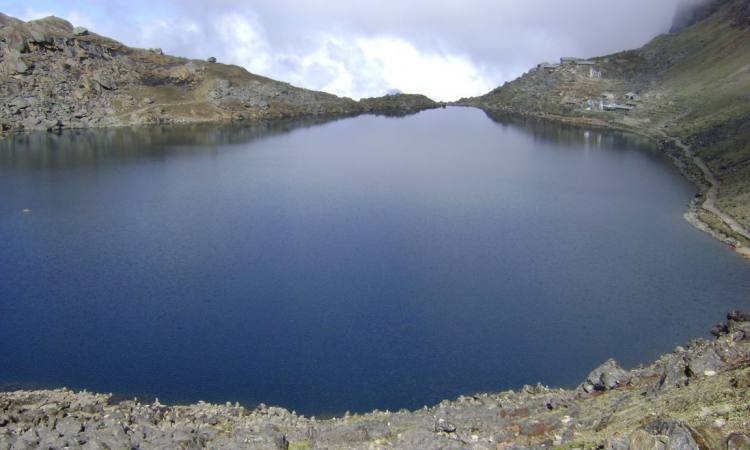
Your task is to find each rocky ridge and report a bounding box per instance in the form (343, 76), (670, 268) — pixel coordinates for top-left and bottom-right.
(1, 312), (749, 449)
(0, 13), (438, 135)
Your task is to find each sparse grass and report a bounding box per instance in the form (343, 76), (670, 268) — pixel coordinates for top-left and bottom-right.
(288, 441), (312, 450)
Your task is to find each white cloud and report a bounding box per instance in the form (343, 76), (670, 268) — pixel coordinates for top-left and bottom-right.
(355, 37), (495, 101)
(149, 11), (494, 101)
(215, 13), (273, 76)
(7, 1), (683, 101)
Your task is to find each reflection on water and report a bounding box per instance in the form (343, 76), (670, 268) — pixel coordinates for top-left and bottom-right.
(482, 110), (653, 152)
(0, 116), (345, 170)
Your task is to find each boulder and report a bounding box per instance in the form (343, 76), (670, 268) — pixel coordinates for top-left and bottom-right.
(729, 321), (750, 339)
(25, 17), (73, 44)
(207, 56), (217, 63)
(728, 310), (750, 339)
(580, 359), (630, 393)
(630, 419), (700, 450)
(2, 50), (30, 75)
(168, 64), (196, 83)
(728, 310), (750, 322)
(434, 418), (457, 433)
(685, 340), (723, 377)
(606, 436), (630, 450)
(73, 26), (89, 36)
(93, 73), (117, 91)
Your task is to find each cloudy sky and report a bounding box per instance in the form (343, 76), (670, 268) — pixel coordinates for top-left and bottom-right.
(5, 1), (682, 101)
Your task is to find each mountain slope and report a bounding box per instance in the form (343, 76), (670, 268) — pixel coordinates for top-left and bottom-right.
(0, 14), (437, 134)
(461, 0), (750, 250)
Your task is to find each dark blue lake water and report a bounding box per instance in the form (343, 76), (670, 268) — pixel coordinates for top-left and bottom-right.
(1, 107), (749, 415)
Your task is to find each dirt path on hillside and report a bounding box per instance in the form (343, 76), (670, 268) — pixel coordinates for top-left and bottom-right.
(671, 138), (750, 257)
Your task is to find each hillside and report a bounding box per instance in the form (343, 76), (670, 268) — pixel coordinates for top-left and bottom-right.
(461, 0), (750, 253)
(0, 14), (438, 134)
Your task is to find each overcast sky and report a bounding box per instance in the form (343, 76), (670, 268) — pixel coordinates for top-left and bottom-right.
(5, 1), (682, 101)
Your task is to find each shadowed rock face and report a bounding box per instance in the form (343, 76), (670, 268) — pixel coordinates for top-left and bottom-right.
(0, 312), (748, 449)
(0, 14), (437, 134)
(670, 0), (728, 32)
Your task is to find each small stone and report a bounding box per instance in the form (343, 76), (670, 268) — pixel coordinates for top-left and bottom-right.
(434, 418), (456, 433)
(704, 370), (717, 377)
(714, 418), (727, 427)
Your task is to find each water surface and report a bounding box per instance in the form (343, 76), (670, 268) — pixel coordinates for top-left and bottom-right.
(1, 108), (749, 414)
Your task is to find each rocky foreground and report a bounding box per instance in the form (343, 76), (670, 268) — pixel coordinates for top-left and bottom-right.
(1, 312), (749, 449)
(0, 13), (438, 135)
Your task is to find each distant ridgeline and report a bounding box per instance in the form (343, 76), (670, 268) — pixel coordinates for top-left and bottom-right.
(0, 13), (438, 135)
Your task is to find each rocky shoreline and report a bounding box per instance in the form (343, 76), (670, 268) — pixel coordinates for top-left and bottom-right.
(3, 4), (750, 450)
(457, 0), (750, 259)
(1, 312), (749, 449)
(463, 107), (750, 260)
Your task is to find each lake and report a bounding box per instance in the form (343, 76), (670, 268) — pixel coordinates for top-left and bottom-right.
(1, 107), (748, 415)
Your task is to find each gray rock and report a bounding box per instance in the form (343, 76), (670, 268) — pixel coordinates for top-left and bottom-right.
(730, 321), (750, 339)
(28, 25), (52, 43)
(580, 358), (630, 393)
(728, 312), (750, 339)
(434, 418), (457, 433)
(73, 26), (89, 36)
(3, 50), (30, 75)
(630, 419), (700, 450)
(727, 433), (750, 450)
(399, 429), (465, 450)
(94, 74), (117, 91)
(57, 416), (84, 436)
(728, 310), (750, 322)
(685, 340), (723, 376)
(207, 56), (217, 63)
(653, 352), (689, 392)
(19, 428), (41, 448)
(607, 436), (630, 450)
(184, 61), (199, 73)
